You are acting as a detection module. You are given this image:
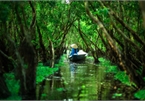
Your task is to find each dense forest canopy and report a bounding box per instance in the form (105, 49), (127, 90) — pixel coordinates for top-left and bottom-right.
(0, 0), (145, 100)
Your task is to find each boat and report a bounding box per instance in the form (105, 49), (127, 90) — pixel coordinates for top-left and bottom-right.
(69, 50), (88, 62)
(69, 54), (87, 62)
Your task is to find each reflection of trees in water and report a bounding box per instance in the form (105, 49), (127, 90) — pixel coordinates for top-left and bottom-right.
(70, 71), (75, 83)
(69, 62), (77, 83)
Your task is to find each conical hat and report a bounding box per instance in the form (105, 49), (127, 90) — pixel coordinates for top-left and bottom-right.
(70, 44), (78, 49)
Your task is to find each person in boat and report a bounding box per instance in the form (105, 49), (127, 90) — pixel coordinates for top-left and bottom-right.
(69, 44), (79, 57)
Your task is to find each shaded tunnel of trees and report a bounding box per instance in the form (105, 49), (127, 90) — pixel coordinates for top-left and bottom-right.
(0, 0), (145, 100)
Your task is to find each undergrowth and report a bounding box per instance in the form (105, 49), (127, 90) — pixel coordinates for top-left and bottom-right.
(36, 63), (58, 84)
(98, 57), (145, 100)
(3, 73), (21, 100)
(3, 55), (67, 100)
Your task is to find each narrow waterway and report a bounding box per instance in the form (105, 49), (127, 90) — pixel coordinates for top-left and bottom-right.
(36, 57), (114, 100)
(61, 61), (112, 100)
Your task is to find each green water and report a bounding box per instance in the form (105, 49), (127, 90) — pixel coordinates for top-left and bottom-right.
(2, 56), (143, 100)
(36, 59), (112, 100)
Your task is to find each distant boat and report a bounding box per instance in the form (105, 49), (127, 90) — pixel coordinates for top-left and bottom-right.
(69, 50), (88, 62)
(69, 54), (86, 62)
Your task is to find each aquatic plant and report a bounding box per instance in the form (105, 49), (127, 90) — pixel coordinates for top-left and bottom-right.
(98, 57), (133, 86)
(36, 64), (58, 84)
(36, 55), (65, 84)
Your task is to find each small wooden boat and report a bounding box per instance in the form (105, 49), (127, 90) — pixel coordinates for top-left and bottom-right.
(69, 54), (87, 62)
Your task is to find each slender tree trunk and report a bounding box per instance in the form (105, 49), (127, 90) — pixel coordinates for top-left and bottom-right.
(139, 1), (145, 77)
(14, 2), (37, 99)
(85, 1), (126, 71)
(37, 24), (47, 63)
(48, 38), (55, 68)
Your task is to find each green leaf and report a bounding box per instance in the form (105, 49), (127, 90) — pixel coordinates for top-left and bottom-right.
(105, 65), (118, 73)
(56, 87), (64, 92)
(41, 93), (47, 97)
(112, 93), (122, 98)
(36, 65), (58, 84)
(134, 90), (145, 100)
(4, 73), (20, 98)
(114, 71), (131, 86)
(143, 77), (145, 81)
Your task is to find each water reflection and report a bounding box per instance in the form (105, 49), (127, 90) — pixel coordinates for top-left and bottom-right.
(37, 59), (113, 100)
(69, 62), (77, 83)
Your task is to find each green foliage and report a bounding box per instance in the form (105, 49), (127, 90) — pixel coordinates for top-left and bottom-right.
(56, 54), (67, 67)
(98, 57), (118, 73)
(134, 90), (145, 100)
(98, 57), (111, 66)
(98, 57), (108, 62)
(41, 93), (47, 97)
(114, 71), (131, 86)
(0, 2), (11, 22)
(56, 87), (65, 92)
(80, 21), (92, 34)
(105, 65), (118, 73)
(98, 57), (133, 86)
(81, 85), (86, 89)
(143, 77), (145, 81)
(86, 56), (94, 59)
(36, 64), (58, 84)
(4, 73), (21, 100)
(94, 7), (109, 16)
(112, 93), (122, 99)
(36, 54), (66, 84)
(24, 64), (28, 69)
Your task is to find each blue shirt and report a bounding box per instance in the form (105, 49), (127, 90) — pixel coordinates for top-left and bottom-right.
(70, 48), (78, 56)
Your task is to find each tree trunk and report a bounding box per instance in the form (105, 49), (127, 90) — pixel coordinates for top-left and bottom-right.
(48, 38), (55, 68)
(85, 1), (126, 71)
(37, 24), (47, 63)
(139, 1), (145, 78)
(14, 2), (37, 99)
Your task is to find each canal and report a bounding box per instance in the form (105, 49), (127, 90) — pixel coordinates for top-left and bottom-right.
(36, 55), (136, 100)
(36, 55), (114, 100)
